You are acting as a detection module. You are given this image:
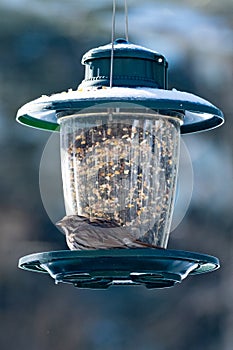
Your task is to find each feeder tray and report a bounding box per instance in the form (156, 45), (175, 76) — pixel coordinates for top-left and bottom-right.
(18, 249), (219, 289)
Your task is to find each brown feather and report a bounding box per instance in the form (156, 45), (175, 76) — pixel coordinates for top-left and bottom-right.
(56, 215), (160, 250)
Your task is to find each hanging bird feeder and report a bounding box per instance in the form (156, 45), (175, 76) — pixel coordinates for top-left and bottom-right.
(17, 23), (224, 290)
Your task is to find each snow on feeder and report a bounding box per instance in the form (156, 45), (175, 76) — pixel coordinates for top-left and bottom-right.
(17, 38), (224, 289)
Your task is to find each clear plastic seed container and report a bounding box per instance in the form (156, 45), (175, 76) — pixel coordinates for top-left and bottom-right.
(59, 106), (182, 248)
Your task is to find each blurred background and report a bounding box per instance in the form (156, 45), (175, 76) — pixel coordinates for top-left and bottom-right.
(0, 0), (232, 349)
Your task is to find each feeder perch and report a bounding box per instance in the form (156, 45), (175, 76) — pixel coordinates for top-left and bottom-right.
(17, 39), (223, 289)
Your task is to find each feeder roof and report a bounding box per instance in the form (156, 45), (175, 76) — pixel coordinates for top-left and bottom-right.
(82, 39), (167, 63)
(16, 86), (224, 133)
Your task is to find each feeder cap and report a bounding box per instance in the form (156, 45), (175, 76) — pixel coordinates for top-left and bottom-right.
(15, 40), (224, 133)
(80, 38), (168, 89)
(82, 38), (167, 63)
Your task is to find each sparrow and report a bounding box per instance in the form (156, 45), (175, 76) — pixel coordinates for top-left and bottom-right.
(56, 215), (159, 250)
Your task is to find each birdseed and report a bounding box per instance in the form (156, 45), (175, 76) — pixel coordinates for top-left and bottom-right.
(60, 111), (180, 248)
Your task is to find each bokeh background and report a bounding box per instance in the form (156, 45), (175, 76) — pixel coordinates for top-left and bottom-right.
(0, 0), (232, 349)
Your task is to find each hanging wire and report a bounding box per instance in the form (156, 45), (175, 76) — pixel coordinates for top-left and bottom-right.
(124, 0), (129, 42)
(110, 0), (129, 88)
(110, 0), (116, 88)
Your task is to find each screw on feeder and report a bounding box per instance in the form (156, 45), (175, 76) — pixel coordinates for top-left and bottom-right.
(16, 2), (224, 289)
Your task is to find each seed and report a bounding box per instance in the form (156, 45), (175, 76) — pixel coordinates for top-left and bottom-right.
(63, 119), (177, 247)
(127, 204), (134, 208)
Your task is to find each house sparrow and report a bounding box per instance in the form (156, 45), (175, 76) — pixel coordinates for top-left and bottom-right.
(56, 215), (158, 250)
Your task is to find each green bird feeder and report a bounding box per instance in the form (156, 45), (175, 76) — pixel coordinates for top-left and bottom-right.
(17, 38), (224, 289)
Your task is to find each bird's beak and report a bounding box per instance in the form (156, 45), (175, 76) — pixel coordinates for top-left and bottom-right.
(56, 220), (66, 235)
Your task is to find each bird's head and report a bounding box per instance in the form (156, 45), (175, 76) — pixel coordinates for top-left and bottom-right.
(56, 215), (89, 235)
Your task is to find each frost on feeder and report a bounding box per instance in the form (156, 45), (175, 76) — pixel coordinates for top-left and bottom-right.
(17, 38), (224, 289)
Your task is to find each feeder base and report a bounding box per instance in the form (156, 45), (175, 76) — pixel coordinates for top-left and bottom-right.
(18, 249), (219, 289)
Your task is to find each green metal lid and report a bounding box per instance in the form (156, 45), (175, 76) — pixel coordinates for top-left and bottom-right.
(80, 38), (168, 89)
(16, 39), (224, 133)
(82, 38), (166, 62)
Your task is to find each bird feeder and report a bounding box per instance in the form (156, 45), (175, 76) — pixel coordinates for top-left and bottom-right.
(17, 39), (224, 289)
